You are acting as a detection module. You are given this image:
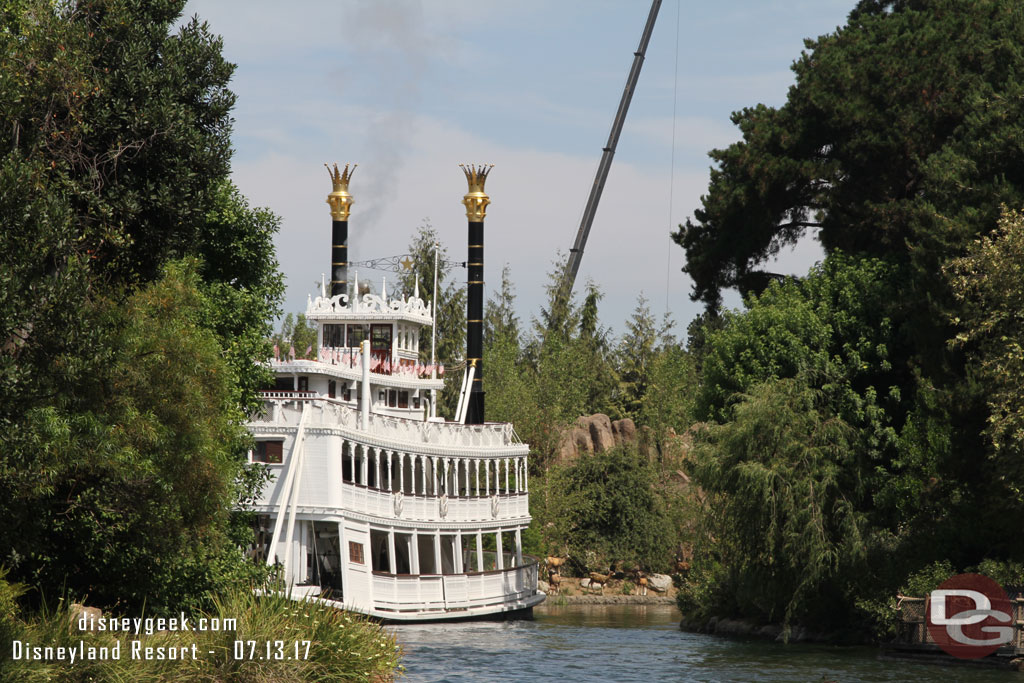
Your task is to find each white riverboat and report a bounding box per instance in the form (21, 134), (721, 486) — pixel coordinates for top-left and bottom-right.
(246, 163), (543, 621)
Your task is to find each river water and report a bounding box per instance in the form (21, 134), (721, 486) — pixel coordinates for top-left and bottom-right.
(391, 604), (1016, 682)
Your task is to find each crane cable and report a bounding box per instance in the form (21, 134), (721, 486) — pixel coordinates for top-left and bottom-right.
(665, 0), (681, 319)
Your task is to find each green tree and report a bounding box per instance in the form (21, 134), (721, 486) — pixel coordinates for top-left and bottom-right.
(272, 312), (317, 359)
(539, 446), (677, 571)
(639, 345), (698, 437)
(484, 264), (520, 349)
(1, 262), (257, 614)
(0, 0), (282, 613)
(483, 265), (534, 430)
(675, 0), (1024, 313)
(198, 180), (283, 408)
(947, 207), (1024, 498)
(615, 293), (663, 420)
(398, 221), (465, 417)
(690, 378), (867, 628)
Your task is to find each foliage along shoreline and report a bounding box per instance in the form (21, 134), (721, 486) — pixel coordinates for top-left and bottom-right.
(268, 0), (1024, 647)
(3, 0), (1024, 676)
(0, 1), (398, 680)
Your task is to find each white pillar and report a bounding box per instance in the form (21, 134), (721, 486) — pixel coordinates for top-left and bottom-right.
(433, 531), (442, 575)
(411, 532), (420, 574)
(515, 528), (523, 567)
(476, 531), (484, 571)
(386, 451), (393, 492)
(485, 459), (490, 495)
(523, 458), (528, 493)
(504, 458), (510, 495)
(361, 447), (368, 486)
(399, 453), (405, 494)
(474, 460), (480, 496)
(388, 529), (397, 574)
(455, 531), (464, 573)
(360, 339), (370, 430)
(514, 458), (520, 492)
(348, 442), (356, 484)
(496, 531), (504, 570)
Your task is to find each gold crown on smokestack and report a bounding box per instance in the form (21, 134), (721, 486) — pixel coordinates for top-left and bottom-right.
(325, 162), (356, 221)
(460, 163), (493, 221)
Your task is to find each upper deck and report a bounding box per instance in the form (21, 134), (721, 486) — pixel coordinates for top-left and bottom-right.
(306, 285), (432, 326)
(251, 397), (528, 457)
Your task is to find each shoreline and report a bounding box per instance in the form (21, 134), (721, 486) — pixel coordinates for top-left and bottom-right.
(538, 593), (676, 606)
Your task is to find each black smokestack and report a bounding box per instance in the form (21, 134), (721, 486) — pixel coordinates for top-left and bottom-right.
(325, 163), (356, 296)
(332, 219), (348, 296)
(460, 164), (492, 425)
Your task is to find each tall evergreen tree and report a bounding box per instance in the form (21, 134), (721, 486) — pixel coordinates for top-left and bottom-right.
(615, 293), (659, 420)
(398, 221), (465, 417)
(0, 0), (282, 612)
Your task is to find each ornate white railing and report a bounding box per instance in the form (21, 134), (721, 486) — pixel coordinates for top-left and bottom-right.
(342, 483), (529, 523)
(370, 560), (539, 615)
(259, 390), (318, 400)
(252, 399), (525, 451)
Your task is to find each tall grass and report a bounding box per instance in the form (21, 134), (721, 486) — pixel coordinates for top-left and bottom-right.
(2, 581), (402, 682)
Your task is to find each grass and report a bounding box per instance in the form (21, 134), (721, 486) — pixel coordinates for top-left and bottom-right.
(1, 583), (402, 682)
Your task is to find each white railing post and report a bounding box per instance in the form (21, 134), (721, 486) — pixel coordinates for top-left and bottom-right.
(360, 339), (370, 430)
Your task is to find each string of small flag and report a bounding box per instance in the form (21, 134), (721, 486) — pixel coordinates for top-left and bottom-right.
(271, 344), (444, 377)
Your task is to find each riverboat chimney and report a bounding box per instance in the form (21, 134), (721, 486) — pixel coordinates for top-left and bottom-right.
(461, 163), (492, 425)
(326, 163), (356, 297)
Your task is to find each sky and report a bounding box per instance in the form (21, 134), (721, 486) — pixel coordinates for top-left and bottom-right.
(181, 0), (855, 340)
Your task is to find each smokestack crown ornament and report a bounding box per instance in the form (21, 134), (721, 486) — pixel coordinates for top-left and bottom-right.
(460, 163), (492, 221)
(326, 162), (356, 220)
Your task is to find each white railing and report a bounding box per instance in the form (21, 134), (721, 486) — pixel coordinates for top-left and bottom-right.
(371, 560), (539, 615)
(252, 399), (525, 451)
(259, 390), (318, 400)
(342, 482), (529, 522)
(264, 359), (443, 387)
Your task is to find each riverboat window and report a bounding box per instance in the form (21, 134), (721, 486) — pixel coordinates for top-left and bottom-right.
(273, 377), (292, 392)
(342, 383), (351, 401)
(328, 380), (336, 398)
(297, 376), (308, 392)
(370, 324), (392, 374)
(253, 441), (283, 464)
(348, 541), (364, 565)
(384, 390), (409, 408)
(346, 324), (367, 348)
(323, 324), (343, 347)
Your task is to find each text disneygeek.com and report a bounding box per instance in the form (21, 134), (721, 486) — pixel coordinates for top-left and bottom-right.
(9, 612), (312, 663)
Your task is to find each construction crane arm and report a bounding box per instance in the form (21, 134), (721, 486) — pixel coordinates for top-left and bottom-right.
(558, 0), (662, 303)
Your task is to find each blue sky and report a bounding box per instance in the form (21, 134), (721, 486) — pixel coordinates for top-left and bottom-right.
(182, 0), (854, 339)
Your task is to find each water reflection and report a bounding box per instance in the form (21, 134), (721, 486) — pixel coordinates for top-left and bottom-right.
(391, 604), (1016, 682)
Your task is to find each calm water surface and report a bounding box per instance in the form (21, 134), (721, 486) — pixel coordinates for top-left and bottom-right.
(391, 604), (1017, 682)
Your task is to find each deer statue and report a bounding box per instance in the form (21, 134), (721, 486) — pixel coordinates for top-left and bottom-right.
(588, 571), (609, 595)
(546, 555), (568, 574)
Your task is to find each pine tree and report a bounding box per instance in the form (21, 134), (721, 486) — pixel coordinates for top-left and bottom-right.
(398, 221), (465, 417)
(615, 293), (659, 420)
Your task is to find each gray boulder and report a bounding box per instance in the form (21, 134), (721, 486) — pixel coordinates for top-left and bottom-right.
(648, 573), (672, 593)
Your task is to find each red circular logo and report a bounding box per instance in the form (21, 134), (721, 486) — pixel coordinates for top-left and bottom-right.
(925, 573), (1014, 659)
